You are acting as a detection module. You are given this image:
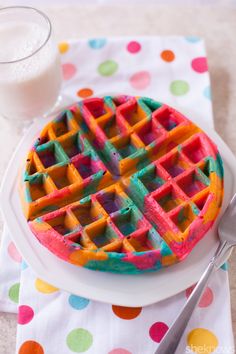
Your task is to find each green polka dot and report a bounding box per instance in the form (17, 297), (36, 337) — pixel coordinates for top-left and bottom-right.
(98, 60), (118, 76)
(170, 80), (189, 96)
(8, 283), (20, 303)
(66, 328), (93, 352)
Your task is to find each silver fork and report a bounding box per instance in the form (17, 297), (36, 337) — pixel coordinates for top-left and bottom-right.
(155, 193), (236, 354)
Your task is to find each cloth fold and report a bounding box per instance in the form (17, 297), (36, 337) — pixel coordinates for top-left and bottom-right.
(0, 37), (234, 354)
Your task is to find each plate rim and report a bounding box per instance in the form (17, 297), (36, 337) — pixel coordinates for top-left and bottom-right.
(1, 106), (236, 307)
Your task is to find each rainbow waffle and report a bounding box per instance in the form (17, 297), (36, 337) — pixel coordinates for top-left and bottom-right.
(20, 95), (224, 274)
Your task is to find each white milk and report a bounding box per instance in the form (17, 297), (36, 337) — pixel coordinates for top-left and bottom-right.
(0, 22), (62, 120)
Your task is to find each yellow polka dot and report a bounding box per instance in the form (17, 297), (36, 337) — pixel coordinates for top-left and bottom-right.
(58, 42), (69, 54)
(35, 278), (59, 294)
(187, 328), (218, 354)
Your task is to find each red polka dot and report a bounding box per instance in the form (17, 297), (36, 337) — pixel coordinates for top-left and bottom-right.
(186, 285), (213, 308)
(109, 349), (132, 354)
(161, 50), (175, 62)
(130, 71), (151, 90)
(149, 322), (169, 343)
(127, 41), (141, 54)
(8, 242), (22, 263)
(62, 63), (77, 80)
(18, 305), (34, 325)
(191, 57), (208, 73)
(19, 340), (44, 354)
(112, 305), (142, 320)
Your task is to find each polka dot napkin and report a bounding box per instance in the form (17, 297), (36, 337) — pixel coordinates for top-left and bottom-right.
(0, 37), (235, 354)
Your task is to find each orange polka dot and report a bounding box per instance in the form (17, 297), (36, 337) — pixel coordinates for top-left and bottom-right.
(112, 305), (142, 320)
(77, 88), (94, 98)
(19, 340), (44, 354)
(161, 50), (175, 62)
(58, 42), (69, 54)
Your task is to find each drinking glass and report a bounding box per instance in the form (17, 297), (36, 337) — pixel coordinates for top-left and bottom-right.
(0, 6), (62, 122)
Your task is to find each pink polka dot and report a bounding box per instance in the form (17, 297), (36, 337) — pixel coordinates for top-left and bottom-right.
(186, 285), (213, 308)
(130, 71), (151, 90)
(109, 350), (132, 354)
(18, 305), (34, 325)
(149, 322), (169, 343)
(127, 41), (141, 54)
(191, 57), (208, 73)
(8, 242), (22, 263)
(62, 63), (77, 80)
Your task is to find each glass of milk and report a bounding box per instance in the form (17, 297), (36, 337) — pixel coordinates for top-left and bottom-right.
(0, 6), (62, 121)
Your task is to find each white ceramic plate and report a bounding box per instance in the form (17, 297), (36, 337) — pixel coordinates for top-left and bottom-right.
(1, 113), (236, 307)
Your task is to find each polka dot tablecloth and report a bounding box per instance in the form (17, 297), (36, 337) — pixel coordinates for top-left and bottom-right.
(0, 37), (235, 354)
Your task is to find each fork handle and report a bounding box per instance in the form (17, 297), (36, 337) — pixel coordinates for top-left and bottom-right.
(154, 241), (229, 354)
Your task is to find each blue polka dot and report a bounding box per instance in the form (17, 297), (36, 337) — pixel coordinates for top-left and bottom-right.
(203, 86), (211, 100)
(221, 262), (229, 271)
(21, 260), (28, 270)
(88, 38), (107, 49)
(185, 36), (201, 43)
(68, 295), (90, 310)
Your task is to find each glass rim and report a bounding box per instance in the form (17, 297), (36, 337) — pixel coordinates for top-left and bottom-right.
(0, 6), (52, 65)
